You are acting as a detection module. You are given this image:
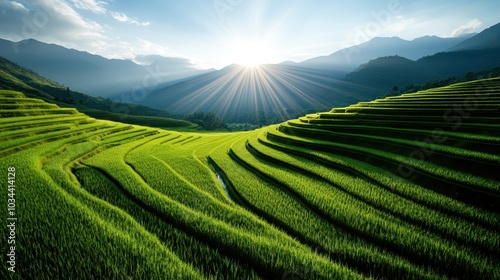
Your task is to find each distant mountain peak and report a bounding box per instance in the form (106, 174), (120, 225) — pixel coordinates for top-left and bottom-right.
(353, 55), (413, 72)
(17, 38), (44, 45)
(453, 32), (478, 38)
(412, 35), (439, 41)
(361, 36), (407, 45)
(0, 37), (214, 98)
(448, 22), (500, 51)
(297, 33), (472, 72)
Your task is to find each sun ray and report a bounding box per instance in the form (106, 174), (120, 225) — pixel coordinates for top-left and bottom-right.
(229, 40), (275, 67)
(155, 64), (360, 124)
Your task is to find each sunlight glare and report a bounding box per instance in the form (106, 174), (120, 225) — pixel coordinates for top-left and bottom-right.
(229, 40), (273, 67)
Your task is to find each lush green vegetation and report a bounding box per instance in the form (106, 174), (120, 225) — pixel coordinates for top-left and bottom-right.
(385, 67), (500, 98)
(0, 56), (197, 130)
(182, 111), (227, 130)
(1, 78), (499, 279)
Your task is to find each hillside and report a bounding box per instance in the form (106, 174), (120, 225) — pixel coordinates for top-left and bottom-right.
(1, 78), (499, 279)
(343, 55), (435, 90)
(297, 35), (472, 72)
(0, 55), (197, 130)
(342, 48), (500, 96)
(342, 49), (500, 100)
(0, 54), (64, 98)
(141, 64), (350, 124)
(448, 22), (500, 51)
(316, 22), (500, 101)
(418, 48), (500, 77)
(141, 24), (499, 124)
(0, 38), (211, 97)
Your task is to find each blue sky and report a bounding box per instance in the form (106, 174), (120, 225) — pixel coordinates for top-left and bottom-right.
(0, 0), (499, 69)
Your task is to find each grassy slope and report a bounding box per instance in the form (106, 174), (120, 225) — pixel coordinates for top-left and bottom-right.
(0, 56), (198, 130)
(1, 78), (499, 279)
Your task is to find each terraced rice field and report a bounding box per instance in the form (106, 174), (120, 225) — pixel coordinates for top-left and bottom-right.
(1, 78), (499, 279)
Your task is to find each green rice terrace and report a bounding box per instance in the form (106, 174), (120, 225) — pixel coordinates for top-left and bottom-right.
(1, 78), (499, 279)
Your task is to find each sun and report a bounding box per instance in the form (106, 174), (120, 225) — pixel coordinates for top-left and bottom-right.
(229, 40), (273, 67)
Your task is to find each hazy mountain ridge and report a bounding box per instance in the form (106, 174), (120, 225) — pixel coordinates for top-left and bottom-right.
(141, 64), (348, 124)
(344, 55), (434, 90)
(340, 23), (500, 99)
(0, 55), (200, 129)
(296, 34), (474, 72)
(1, 22), (499, 124)
(448, 22), (500, 51)
(139, 22), (500, 124)
(0, 38), (212, 98)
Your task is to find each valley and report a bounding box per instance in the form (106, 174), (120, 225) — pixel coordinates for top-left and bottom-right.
(1, 77), (499, 279)
(2, 22), (500, 125)
(1, 3), (500, 279)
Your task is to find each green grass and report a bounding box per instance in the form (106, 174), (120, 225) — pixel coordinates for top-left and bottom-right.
(0, 57), (198, 130)
(1, 77), (499, 280)
(76, 108), (200, 130)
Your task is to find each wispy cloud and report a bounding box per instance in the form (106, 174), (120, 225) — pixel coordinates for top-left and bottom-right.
(111, 11), (150, 26)
(70, 0), (107, 14)
(449, 19), (482, 37)
(69, 1), (150, 27)
(0, 0), (170, 61)
(9, 1), (28, 12)
(0, 0), (107, 52)
(39, 0), (106, 41)
(105, 38), (176, 60)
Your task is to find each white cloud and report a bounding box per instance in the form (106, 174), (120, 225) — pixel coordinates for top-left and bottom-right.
(9, 1), (28, 12)
(386, 17), (419, 33)
(70, 0), (107, 14)
(0, 0), (108, 52)
(106, 38), (175, 60)
(0, 0), (195, 65)
(111, 11), (150, 26)
(449, 19), (482, 37)
(38, 0), (106, 40)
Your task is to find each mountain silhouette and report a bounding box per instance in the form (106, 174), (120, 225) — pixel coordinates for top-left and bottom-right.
(0, 38), (211, 98)
(296, 35), (473, 72)
(141, 64), (352, 124)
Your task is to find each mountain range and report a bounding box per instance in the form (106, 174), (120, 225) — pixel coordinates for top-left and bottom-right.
(1, 22), (500, 124)
(140, 22), (500, 122)
(448, 22), (500, 51)
(0, 55), (202, 130)
(141, 64), (346, 124)
(294, 34), (475, 73)
(0, 38), (212, 98)
(341, 22), (500, 99)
